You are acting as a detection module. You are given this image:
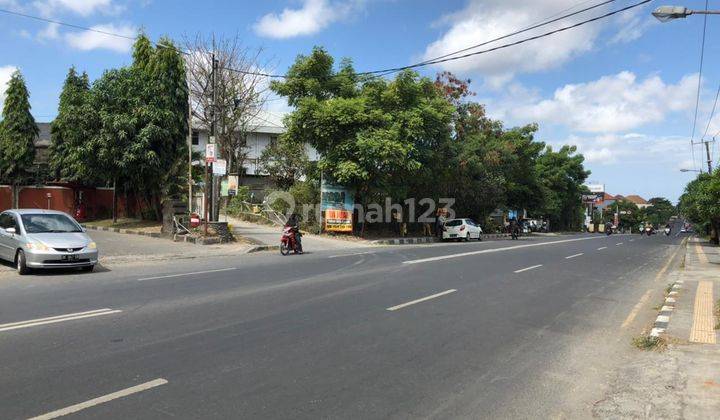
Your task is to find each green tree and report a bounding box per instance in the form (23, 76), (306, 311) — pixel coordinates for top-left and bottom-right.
(645, 197), (676, 226)
(679, 172), (720, 244)
(273, 48), (454, 228)
(49, 67), (93, 181)
(0, 70), (38, 206)
(258, 137), (309, 190)
(536, 145), (590, 231)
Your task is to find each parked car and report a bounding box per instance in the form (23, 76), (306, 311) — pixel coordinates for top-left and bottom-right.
(0, 209), (98, 274)
(442, 218), (483, 241)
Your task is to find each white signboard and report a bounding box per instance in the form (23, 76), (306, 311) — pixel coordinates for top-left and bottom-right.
(205, 144), (216, 163)
(213, 159), (227, 175)
(586, 183), (605, 194)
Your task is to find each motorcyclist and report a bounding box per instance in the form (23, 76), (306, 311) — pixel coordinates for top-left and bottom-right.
(285, 213), (303, 253)
(605, 221), (613, 235)
(509, 218), (520, 238)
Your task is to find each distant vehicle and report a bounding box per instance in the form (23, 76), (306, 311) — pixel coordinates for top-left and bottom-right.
(443, 218), (483, 241)
(680, 227), (687, 233)
(0, 209), (98, 274)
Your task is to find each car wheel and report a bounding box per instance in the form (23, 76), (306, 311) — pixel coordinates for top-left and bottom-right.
(478, 233), (483, 241)
(465, 233), (470, 242)
(16, 250), (30, 275)
(82, 265), (94, 272)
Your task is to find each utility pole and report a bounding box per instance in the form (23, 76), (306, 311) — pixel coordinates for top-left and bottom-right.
(204, 52), (217, 235)
(704, 139), (713, 173)
(211, 53), (218, 222)
(188, 98), (193, 215)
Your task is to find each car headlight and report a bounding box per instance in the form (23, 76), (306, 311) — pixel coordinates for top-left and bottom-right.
(87, 242), (97, 250)
(26, 242), (50, 251)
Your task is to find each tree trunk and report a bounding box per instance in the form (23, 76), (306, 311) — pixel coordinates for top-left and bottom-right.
(112, 178), (117, 224)
(711, 218), (719, 245)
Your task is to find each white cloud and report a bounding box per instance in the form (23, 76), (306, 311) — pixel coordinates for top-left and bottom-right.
(33, 0), (117, 17)
(557, 133), (691, 166)
(509, 71), (698, 133)
(38, 22), (60, 40)
(422, 0), (606, 83)
(609, 6), (656, 44)
(0, 65), (18, 111)
(64, 23), (136, 52)
(254, 0), (364, 39)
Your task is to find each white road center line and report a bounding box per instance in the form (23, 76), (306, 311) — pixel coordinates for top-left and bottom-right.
(616, 242), (623, 246)
(137, 267), (237, 281)
(28, 378), (168, 420)
(597, 246), (607, 250)
(328, 251), (372, 259)
(0, 309), (121, 333)
(565, 253), (584, 259)
(402, 236), (607, 265)
(387, 289), (457, 311)
(514, 264), (543, 273)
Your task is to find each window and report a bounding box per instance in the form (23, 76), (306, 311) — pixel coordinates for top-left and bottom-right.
(0, 213), (14, 229)
(191, 130), (199, 146)
(445, 219), (463, 227)
(269, 135), (278, 147)
(20, 214), (82, 234)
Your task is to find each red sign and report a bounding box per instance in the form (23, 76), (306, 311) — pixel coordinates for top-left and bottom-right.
(325, 209), (353, 232)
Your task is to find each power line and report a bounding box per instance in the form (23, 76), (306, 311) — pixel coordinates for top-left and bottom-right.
(702, 82), (720, 140)
(367, 0), (618, 80)
(412, 0), (617, 67)
(0, 7), (136, 40)
(357, 0), (652, 76)
(3, 0), (650, 83)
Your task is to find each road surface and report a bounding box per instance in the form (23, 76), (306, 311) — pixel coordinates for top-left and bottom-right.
(0, 231), (686, 419)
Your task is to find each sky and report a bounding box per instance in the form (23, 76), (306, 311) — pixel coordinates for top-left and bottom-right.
(1, 0), (719, 202)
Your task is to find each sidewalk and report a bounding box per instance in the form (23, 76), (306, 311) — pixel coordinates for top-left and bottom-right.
(594, 238), (720, 419)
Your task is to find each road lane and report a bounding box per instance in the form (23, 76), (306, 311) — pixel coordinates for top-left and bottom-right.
(0, 233), (686, 418)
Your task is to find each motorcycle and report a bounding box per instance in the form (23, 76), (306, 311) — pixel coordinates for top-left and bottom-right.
(664, 227), (671, 236)
(280, 226), (303, 255)
(645, 226), (654, 236)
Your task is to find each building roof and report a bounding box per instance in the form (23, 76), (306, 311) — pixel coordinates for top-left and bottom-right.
(603, 193), (616, 200)
(624, 195), (649, 205)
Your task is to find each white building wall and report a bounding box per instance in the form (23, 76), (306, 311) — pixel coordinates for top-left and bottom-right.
(190, 126), (318, 176)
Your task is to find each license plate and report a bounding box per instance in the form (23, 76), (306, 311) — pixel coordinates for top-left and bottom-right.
(449, 234), (457, 238)
(62, 255), (79, 261)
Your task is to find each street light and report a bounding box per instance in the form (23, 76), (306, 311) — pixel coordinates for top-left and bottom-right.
(680, 168), (702, 173)
(652, 5), (720, 22)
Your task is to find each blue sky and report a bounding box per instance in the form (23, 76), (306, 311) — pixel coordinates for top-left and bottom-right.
(1, 0), (719, 202)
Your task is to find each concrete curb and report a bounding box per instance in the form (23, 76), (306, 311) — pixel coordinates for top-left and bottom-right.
(370, 233), (511, 246)
(650, 280), (683, 337)
(83, 224), (226, 246)
(245, 245), (281, 254)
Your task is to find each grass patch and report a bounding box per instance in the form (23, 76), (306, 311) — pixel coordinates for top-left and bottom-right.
(632, 335), (667, 351)
(86, 218), (162, 233)
(715, 299), (720, 330)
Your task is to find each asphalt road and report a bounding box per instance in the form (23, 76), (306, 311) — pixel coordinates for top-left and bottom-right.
(0, 229), (687, 419)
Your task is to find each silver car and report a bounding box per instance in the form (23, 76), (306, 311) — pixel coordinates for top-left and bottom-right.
(0, 209), (98, 274)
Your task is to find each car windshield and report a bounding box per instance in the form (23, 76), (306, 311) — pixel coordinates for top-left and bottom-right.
(21, 214), (82, 234)
(445, 219), (463, 227)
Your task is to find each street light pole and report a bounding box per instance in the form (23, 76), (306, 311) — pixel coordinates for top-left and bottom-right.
(652, 6), (720, 21)
(653, 5), (718, 175)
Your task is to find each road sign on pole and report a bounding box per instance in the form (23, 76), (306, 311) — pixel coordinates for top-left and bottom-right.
(213, 159), (227, 175)
(205, 144), (216, 163)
